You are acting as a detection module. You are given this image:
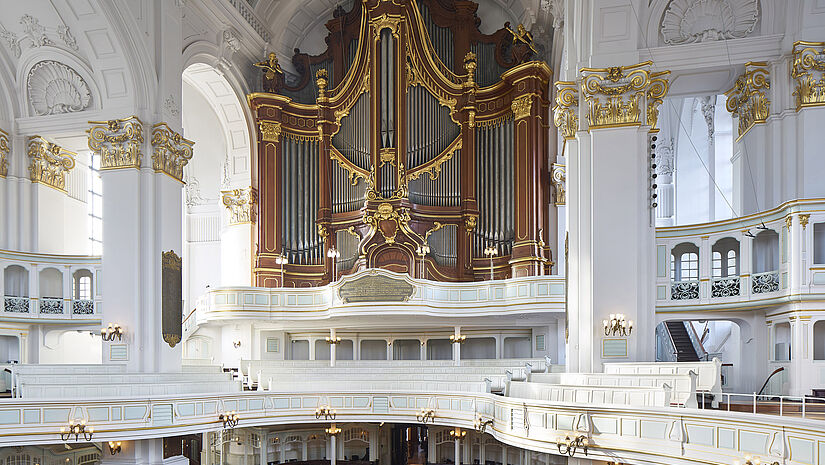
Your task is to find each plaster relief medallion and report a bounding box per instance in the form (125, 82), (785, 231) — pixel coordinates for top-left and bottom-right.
(661, 0), (759, 45)
(27, 60), (91, 116)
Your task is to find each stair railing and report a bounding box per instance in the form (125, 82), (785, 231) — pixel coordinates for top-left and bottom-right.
(756, 366), (785, 399)
(685, 322), (709, 361)
(656, 323), (678, 362)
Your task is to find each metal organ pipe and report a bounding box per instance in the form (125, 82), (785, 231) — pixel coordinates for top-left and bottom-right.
(474, 118), (514, 258)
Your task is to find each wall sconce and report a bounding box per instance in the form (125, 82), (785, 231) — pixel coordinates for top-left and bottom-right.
(473, 414), (493, 433)
(450, 334), (466, 344)
(484, 246), (498, 281)
(316, 405), (336, 420)
(233, 340), (242, 348)
(416, 407), (435, 423)
(60, 419), (93, 442)
(325, 426), (342, 436)
(219, 411), (239, 429)
(275, 253), (289, 286)
(557, 433), (588, 457)
(101, 324), (123, 342)
(108, 441), (122, 455)
(449, 428), (467, 439)
(325, 336), (342, 344)
(735, 456), (779, 465)
(602, 314), (633, 337)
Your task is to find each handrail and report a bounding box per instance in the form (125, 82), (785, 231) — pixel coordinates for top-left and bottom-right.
(757, 367), (785, 397)
(686, 321), (709, 360)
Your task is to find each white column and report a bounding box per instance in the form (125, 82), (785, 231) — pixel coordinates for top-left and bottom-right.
(62, 265), (71, 315)
(454, 438), (461, 465)
(453, 326), (461, 366)
(369, 426), (378, 461)
(29, 264), (38, 313)
(427, 431), (436, 463)
(99, 438), (164, 465)
(330, 428), (338, 465)
(259, 430), (268, 465)
(202, 432), (210, 465)
(330, 329), (337, 367)
(421, 339), (427, 360)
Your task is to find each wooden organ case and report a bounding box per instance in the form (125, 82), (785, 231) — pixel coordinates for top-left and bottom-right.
(249, 0), (554, 287)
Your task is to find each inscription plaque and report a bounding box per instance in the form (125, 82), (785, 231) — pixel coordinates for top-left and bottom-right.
(338, 273), (414, 303)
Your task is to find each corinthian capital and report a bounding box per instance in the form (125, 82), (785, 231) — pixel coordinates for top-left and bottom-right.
(151, 123), (194, 183)
(791, 41), (825, 110)
(87, 116), (144, 170)
(221, 187), (258, 225)
(27, 136), (75, 192)
(725, 62), (770, 139)
(552, 81), (578, 139)
(0, 128), (9, 177)
(579, 61), (670, 130)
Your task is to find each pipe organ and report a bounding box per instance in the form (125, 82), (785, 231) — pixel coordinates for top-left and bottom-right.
(249, 0), (554, 287)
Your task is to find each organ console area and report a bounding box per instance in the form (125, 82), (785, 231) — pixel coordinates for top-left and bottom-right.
(248, 0), (554, 287)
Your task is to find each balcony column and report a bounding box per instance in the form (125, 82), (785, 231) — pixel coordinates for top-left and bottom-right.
(454, 436), (461, 465)
(29, 263), (38, 314)
(258, 429), (268, 465)
(220, 188), (256, 287)
(330, 329), (336, 368)
(202, 432), (210, 465)
(700, 235), (711, 303)
(63, 265), (71, 315)
(740, 230), (754, 298)
(368, 425), (378, 461)
(788, 214), (804, 295)
(453, 326), (461, 366)
(564, 62), (670, 372)
(99, 439), (164, 465)
(329, 427), (337, 465)
(427, 430), (436, 463)
(420, 339), (427, 361)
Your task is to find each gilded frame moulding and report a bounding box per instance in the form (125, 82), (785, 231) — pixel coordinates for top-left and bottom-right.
(579, 61), (670, 130)
(329, 146), (369, 186)
(87, 116), (144, 171)
(363, 202), (412, 245)
(553, 81), (578, 140)
(221, 187), (258, 225)
(150, 123), (194, 183)
(0, 128), (9, 177)
(724, 62), (770, 140)
(26, 135), (75, 192)
(791, 41), (825, 110)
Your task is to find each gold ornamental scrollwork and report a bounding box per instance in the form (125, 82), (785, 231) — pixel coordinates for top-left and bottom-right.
(0, 128), (9, 177)
(553, 82), (579, 140)
(551, 163), (566, 206)
(363, 202), (411, 244)
(580, 61), (670, 130)
(511, 94), (534, 120)
(27, 135), (75, 192)
(791, 41), (825, 110)
(724, 62), (770, 139)
(329, 146), (369, 185)
(424, 222), (444, 242)
(800, 214), (810, 229)
(371, 13), (403, 40)
(151, 123), (194, 183)
(259, 121), (282, 142)
(464, 213), (478, 232)
(87, 116), (144, 170)
(221, 187), (258, 225)
(406, 136), (461, 181)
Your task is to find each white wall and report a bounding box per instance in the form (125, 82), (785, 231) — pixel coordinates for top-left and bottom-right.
(39, 330), (101, 364)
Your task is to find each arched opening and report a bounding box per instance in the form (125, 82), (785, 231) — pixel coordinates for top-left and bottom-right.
(290, 340), (310, 360)
(670, 242), (699, 300)
(752, 229), (780, 294)
(38, 267), (63, 314)
(315, 339), (331, 360)
(342, 428), (369, 461)
(3, 266), (29, 313)
(814, 320), (825, 361)
(181, 62), (253, 312)
(0, 335), (20, 364)
(393, 339), (421, 360)
(461, 337), (496, 359)
(306, 435), (326, 460)
(711, 237), (740, 297)
(72, 269), (93, 300)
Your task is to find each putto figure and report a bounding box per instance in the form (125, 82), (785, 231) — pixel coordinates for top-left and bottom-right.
(254, 52), (285, 93)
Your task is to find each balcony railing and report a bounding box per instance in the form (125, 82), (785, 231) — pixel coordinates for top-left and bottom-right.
(670, 280), (699, 300)
(752, 271), (780, 294)
(711, 276), (741, 297)
(39, 297), (63, 314)
(72, 299), (94, 315)
(4, 296), (29, 313)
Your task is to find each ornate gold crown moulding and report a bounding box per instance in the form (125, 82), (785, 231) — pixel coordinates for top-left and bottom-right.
(87, 117), (194, 183)
(27, 135), (76, 192)
(724, 62), (770, 140)
(792, 41), (825, 110)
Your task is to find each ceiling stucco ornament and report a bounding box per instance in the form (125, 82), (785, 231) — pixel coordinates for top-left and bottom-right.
(27, 60), (91, 116)
(0, 15), (79, 58)
(661, 0), (759, 45)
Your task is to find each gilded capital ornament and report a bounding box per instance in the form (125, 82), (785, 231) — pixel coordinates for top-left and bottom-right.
(27, 135), (75, 192)
(151, 123), (194, 183)
(221, 187), (258, 225)
(87, 116), (144, 170)
(791, 41), (825, 110)
(0, 128), (9, 177)
(259, 121), (282, 142)
(552, 81), (578, 139)
(551, 163), (566, 206)
(724, 62), (770, 139)
(800, 214), (810, 229)
(511, 94), (534, 120)
(579, 61), (670, 130)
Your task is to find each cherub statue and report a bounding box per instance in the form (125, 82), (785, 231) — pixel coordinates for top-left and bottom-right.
(254, 52), (285, 93)
(505, 23), (538, 63)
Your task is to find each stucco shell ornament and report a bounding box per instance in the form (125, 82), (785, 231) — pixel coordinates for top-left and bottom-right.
(661, 0), (759, 45)
(26, 60), (91, 116)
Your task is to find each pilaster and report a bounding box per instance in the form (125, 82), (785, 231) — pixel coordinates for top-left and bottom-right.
(221, 187), (257, 286)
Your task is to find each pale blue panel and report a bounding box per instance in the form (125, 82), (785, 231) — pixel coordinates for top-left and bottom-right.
(592, 416), (617, 435)
(290, 398), (301, 408)
(353, 397), (370, 408)
(256, 294), (268, 305)
(345, 397), (352, 408)
(329, 397), (343, 408)
(657, 245), (667, 277)
(740, 431), (769, 454)
(216, 295), (227, 304)
(813, 273), (825, 285)
(178, 403), (196, 417)
(640, 420), (667, 439)
(224, 400), (238, 411)
(818, 441), (825, 465)
(87, 407), (109, 422)
(451, 399), (459, 410)
(537, 284), (549, 296)
(249, 399), (264, 411)
(203, 401), (218, 414)
(303, 397), (319, 408)
(152, 404), (173, 426)
(436, 398), (450, 410)
(22, 409), (40, 424)
(244, 294), (254, 304)
(43, 408), (71, 423)
(273, 398), (289, 409)
(373, 397), (389, 414)
(392, 397), (407, 408)
(450, 290), (459, 301)
(460, 400), (473, 411)
(545, 413), (555, 430)
(0, 410), (20, 425)
(718, 428), (735, 449)
(297, 295), (312, 305)
(789, 437), (814, 464)
(239, 399), (248, 411)
(460, 290), (476, 301)
(549, 283), (565, 295)
(506, 287), (516, 298)
(123, 406), (146, 421)
(111, 407), (122, 421)
(657, 286), (667, 300)
(518, 285), (528, 297)
(557, 414), (575, 431)
(686, 425), (714, 446)
(494, 288), (504, 299)
(287, 295), (297, 306)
